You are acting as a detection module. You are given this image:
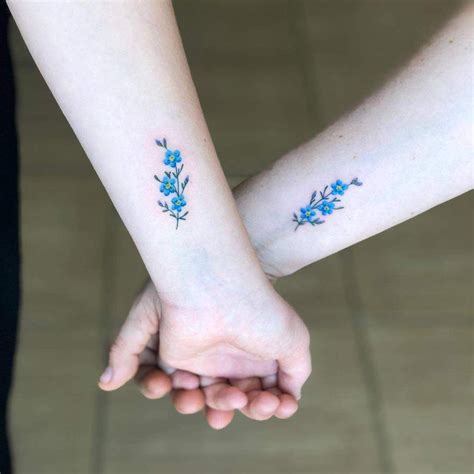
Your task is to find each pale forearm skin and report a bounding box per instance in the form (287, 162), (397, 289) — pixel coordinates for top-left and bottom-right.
(8, 0), (271, 304)
(234, 6), (473, 278)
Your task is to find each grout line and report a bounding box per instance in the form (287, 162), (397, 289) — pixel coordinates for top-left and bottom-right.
(89, 202), (119, 474)
(289, 1), (395, 471)
(340, 250), (395, 474)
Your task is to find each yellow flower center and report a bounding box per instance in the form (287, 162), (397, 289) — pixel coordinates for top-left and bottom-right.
(336, 185), (342, 191)
(305, 211), (311, 216)
(169, 155), (175, 161)
(165, 183), (171, 189)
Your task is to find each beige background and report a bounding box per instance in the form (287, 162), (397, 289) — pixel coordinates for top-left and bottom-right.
(8, 1), (473, 473)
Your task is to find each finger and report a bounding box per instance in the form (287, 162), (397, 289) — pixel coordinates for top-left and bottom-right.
(99, 283), (159, 391)
(275, 393), (298, 419)
(171, 370), (200, 390)
(267, 387), (299, 419)
(203, 382), (247, 411)
(136, 366), (172, 400)
(205, 407), (234, 430)
(278, 329), (312, 399)
(240, 390), (280, 421)
(172, 389), (206, 415)
(229, 377), (262, 392)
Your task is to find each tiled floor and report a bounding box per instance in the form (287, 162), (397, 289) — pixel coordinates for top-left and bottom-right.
(8, 1), (472, 473)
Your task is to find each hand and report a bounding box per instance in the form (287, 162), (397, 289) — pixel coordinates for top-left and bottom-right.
(98, 279), (311, 428)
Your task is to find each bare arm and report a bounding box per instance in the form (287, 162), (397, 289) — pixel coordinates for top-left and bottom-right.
(8, 0), (271, 303)
(234, 5), (473, 278)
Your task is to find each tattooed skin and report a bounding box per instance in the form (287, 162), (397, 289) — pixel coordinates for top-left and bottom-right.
(293, 178), (362, 231)
(154, 138), (190, 229)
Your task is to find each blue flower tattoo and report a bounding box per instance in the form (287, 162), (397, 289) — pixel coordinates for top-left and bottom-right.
(317, 200), (335, 215)
(330, 179), (349, 196)
(164, 149), (182, 168)
(300, 206), (316, 222)
(159, 175), (176, 196)
(292, 177), (362, 231)
(154, 138), (190, 229)
(171, 195), (187, 212)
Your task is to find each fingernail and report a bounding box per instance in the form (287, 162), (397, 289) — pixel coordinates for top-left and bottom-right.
(99, 367), (113, 384)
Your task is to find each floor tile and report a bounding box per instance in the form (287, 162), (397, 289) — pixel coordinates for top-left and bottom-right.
(18, 176), (109, 326)
(368, 317), (473, 474)
(12, 327), (101, 474)
(11, 176), (109, 473)
(14, 61), (95, 178)
(276, 253), (354, 323)
(352, 193), (473, 321)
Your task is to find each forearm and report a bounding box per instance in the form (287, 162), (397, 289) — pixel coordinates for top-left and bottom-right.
(9, 0), (268, 302)
(234, 6), (473, 278)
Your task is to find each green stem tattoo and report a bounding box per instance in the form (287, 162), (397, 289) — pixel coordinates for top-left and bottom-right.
(154, 137), (190, 230)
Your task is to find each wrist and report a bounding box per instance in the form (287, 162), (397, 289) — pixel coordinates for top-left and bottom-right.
(233, 178), (297, 280)
(149, 244), (275, 309)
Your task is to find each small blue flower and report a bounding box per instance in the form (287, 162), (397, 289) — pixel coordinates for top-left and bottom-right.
(300, 206), (316, 222)
(317, 200), (335, 215)
(171, 195), (187, 212)
(159, 176), (176, 196)
(331, 179), (348, 196)
(164, 149), (182, 168)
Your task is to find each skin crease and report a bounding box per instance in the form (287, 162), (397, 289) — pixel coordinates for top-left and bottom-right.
(99, 281), (305, 429)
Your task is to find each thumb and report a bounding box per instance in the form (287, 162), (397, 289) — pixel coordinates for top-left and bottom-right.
(277, 324), (312, 400)
(98, 283), (159, 391)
